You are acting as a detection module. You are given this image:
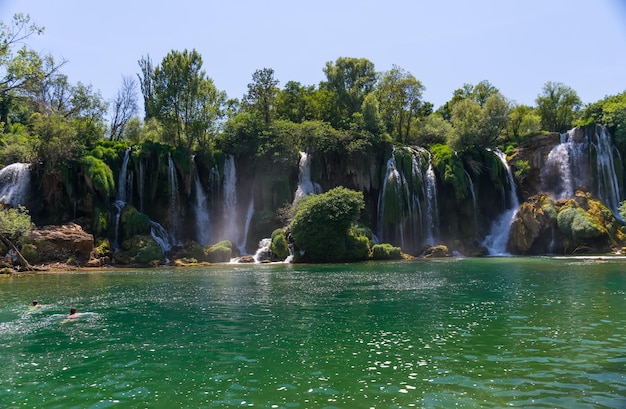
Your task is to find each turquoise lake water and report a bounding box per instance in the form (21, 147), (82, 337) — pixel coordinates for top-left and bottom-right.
(1, 257), (625, 408)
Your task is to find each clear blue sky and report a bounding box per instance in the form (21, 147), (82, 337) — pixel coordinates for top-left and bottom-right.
(2, 0), (626, 112)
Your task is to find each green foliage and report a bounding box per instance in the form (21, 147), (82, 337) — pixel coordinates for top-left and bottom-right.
(205, 240), (233, 263)
(142, 49), (226, 151)
(321, 57), (377, 128)
(218, 111), (263, 156)
(536, 81), (581, 132)
(557, 205), (604, 241)
(242, 68), (279, 125)
(120, 205), (150, 241)
(413, 113), (452, 147)
(80, 155), (114, 198)
(256, 120), (300, 170)
(431, 144), (468, 200)
(29, 113), (83, 171)
(20, 243), (39, 263)
(371, 243), (402, 260)
(513, 159), (530, 183)
(290, 186), (365, 262)
(577, 91), (626, 152)
(117, 235), (164, 265)
(0, 123), (34, 164)
(0, 205), (34, 244)
(270, 228), (290, 260)
(345, 227), (371, 261)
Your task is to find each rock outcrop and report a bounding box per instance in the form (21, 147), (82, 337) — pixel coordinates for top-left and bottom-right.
(26, 223), (94, 264)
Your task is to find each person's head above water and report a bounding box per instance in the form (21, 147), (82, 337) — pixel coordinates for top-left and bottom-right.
(32, 300), (38, 306)
(69, 307), (77, 315)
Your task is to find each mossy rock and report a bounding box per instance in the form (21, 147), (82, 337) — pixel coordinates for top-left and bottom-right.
(204, 240), (233, 263)
(115, 235), (164, 266)
(120, 205), (151, 240)
(270, 229), (290, 260)
(557, 205), (605, 241)
(371, 243), (402, 260)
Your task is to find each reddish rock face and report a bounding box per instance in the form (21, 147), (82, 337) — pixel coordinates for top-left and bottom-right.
(27, 223), (94, 263)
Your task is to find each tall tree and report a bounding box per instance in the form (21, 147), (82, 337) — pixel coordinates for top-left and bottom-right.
(146, 49), (225, 151)
(109, 75), (138, 141)
(0, 14), (65, 127)
(322, 57), (377, 127)
(376, 65), (425, 143)
(243, 68), (279, 125)
(536, 81), (581, 132)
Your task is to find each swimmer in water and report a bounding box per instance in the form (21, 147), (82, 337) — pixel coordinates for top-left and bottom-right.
(67, 307), (79, 318)
(32, 300), (40, 307)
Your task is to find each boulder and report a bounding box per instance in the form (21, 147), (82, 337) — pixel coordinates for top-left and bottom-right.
(421, 245), (453, 258)
(27, 223), (94, 264)
(508, 194), (557, 254)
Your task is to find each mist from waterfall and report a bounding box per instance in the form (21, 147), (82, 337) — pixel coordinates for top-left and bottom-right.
(192, 171), (211, 246)
(0, 163), (31, 208)
(482, 150), (520, 255)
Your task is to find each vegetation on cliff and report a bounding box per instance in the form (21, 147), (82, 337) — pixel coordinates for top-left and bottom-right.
(0, 13), (625, 265)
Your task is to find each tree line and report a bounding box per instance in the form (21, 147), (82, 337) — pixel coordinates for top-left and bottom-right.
(1, 13), (626, 172)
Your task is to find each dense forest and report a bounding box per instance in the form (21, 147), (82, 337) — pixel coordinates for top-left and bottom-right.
(1, 14), (626, 266)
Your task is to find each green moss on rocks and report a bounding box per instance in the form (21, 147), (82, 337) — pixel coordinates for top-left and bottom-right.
(205, 240), (234, 263)
(270, 229), (290, 260)
(371, 243), (402, 260)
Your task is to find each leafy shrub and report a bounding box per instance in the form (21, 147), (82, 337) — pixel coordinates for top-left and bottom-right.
(290, 186), (364, 262)
(557, 206), (604, 241)
(371, 243), (402, 260)
(270, 229), (290, 260)
(0, 205), (34, 244)
(205, 240), (233, 263)
(80, 155), (115, 198)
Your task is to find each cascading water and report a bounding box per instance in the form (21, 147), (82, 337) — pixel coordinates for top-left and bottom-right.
(222, 154), (239, 245)
(192, 171), (211, 246)
(377, 146), (438, 252)
(0, 163), (31, 208)
(113, 149), (131, 251)
(542, 125), (623, 218)
(167, 154), (182, 245)
(423, 162), (439, 246)
(294, 152), (322, 199)
(465, 169), (478, 230)
(482, 150), (519, 255)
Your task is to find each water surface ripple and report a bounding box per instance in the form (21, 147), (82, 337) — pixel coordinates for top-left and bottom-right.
(1, 257), (625, 408)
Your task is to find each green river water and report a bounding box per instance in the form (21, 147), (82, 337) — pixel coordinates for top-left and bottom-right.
(1, 257), (625, 408)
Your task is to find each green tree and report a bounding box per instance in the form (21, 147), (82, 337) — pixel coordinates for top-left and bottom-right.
(413, 113), (452, 146)
(275, 81), (316, 123)
(242, 68), (279, 125)
(376, 65), (425, 143)
(577, 90), (626, 150)
(505, 104), (541, 140)
(290, 186), (365, 262)
(146, 49), (225, 150)
(536, 81), (581, 132)
(29, 112), (82, 170)
(0, 205), (34, 269)
(321, 57), (377, 128)
(0, 14), (65, 128)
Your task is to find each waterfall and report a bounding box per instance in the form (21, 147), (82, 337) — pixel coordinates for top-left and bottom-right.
(192, 171), (211, 246)
(377, 147), (438, 252)
(294, 152), (322, 199)
(465, 169), (478, 229)
(150, 220), (173, 254)
(482, 150), (520, 255)
(168, 154), (182, 245)
(423, 162), (439, 246)
(138, 160), (145, 213)
(113, 150), (131, 251)
(593, 126), (622, 216)
(542, 126), (623, 218)
(222, 154), (238, 244)
(253, 238), (272, 263)
(117, 149), (131, 203)
(0, 163), (31, 208)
